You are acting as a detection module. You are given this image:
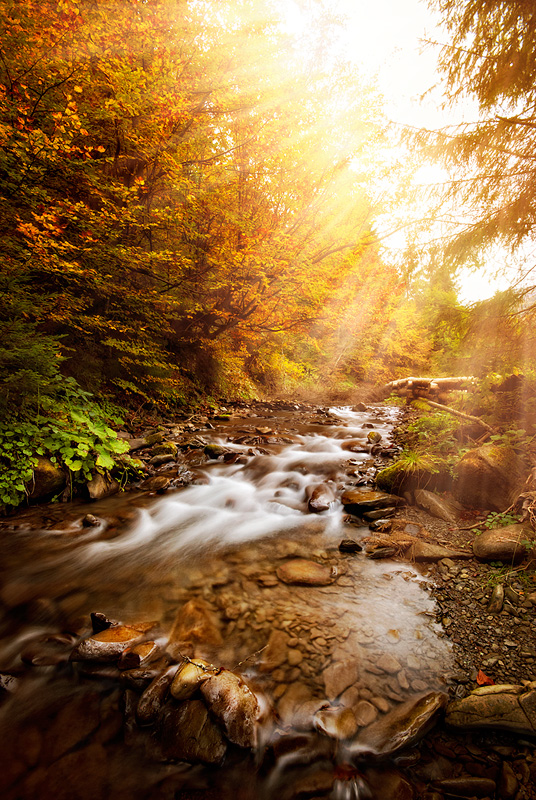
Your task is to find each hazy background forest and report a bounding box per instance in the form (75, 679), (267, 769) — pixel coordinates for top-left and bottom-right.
(1, 0), (536, 506)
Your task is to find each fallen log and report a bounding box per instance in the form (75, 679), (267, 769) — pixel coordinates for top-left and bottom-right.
(382, 376), (476, 399)
(421, 399), (495, 433)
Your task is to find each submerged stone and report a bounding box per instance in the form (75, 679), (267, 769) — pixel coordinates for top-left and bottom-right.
(314, 705), (358, 739)
(276, 559), (336, 586)
(347, 692), (448, 759)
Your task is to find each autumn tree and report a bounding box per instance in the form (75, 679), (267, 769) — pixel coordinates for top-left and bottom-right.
(1, 0), (396, 404)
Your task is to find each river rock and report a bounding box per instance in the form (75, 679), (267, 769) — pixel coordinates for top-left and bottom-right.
(363, 768), (414, 800)
(141, 475), (171, 492)
(170, 658), (213, 699)
(347, 692), (448, 759)
(445, 684), (536, 734)
(498, 761), (519, 799)
(276, 559), (335, 586)
(455, 444), (528, 511)
(167, 598), (223, 653)
(70, 625), (151, 663)
(204, 444), (228, 459)
(363, 507), (397, 521)
(341, 490), (405, 513)
(260, 629), (290, 671)
(200, 669), (260, 748)
(277, 682), (317, 727)
(472, 524), (531, 563)
(306, 483), (335, 512)
(160, 699), (227, 763)
(341, 438), (368, 453)
(354, 700), (378, 727)
(339, 539), (363, 553)
(117, 640), (160, 670)
(136, 665), (179, 724)
(151, 441), (178, 457)
(27, 456), (66, 501)
(314, 705), (358, 739)
(434, 777), (496, 797)
(323, 658), (359, 700)
(86, 472), (120, 501)
(487, 583), (504, 613)
(149, 453), (175, 467)
(144, 432), (165, 446)
(413, 489), (458, 523)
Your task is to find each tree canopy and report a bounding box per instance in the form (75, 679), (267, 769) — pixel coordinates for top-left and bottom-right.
(1, 0), (411, 407)
(419, 0), (536, 267)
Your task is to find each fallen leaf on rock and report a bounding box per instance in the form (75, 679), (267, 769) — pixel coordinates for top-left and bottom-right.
(476, 669), (495, 686)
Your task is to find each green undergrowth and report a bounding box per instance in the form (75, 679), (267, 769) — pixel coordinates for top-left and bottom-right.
(376, 403), (463, 493)
(0, 375), (137, 510)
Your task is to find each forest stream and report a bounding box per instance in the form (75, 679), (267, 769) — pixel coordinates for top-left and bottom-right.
(0, 404), (530, 800)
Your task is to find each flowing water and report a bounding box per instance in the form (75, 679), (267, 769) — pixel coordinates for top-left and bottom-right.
(0, 405), (454, 799)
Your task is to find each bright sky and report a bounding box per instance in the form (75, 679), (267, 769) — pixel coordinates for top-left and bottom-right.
(281, 0), (516, 304)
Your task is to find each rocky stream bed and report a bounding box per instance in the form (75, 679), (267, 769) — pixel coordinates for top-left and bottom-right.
(1, 401), (536, 800)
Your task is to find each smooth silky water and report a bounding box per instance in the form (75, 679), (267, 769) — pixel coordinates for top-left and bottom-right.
(0, 406), (454, 799)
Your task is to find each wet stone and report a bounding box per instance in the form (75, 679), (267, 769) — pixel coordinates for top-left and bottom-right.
(376, 654), (403, 674)
(339, 539), (363, 553)
(434, 777), (496, 797)
(323, 658), (359, 700)
(341, 489), (405, 512)
(314, 705), (358, 739)
(348, 691), (448, 759)
(160, 699), (227, 764)
(276, 559), (336, 586)
(200, 669), (260, 749)
(354, 700), (378, 727)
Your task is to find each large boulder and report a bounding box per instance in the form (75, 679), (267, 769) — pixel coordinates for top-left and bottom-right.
(454, 444), (528, 511)
(27, 457), (66, 501)
(472, 524), (532, 563)
(446, 683), (536, 735)
(375, 461), (450, 495)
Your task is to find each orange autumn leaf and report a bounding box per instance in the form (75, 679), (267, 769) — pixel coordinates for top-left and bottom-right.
(477, 670), (495, 686)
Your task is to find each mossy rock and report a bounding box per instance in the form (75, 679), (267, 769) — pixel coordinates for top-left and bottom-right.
(144, 432), (165, 446)
(375, 461), (450, 494)
(151, 441), (178, 457)
(27, 457), (66, 501)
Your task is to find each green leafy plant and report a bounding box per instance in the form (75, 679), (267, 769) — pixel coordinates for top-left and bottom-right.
(483, 510), (522, 530)
(0, 375), (133, 509)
